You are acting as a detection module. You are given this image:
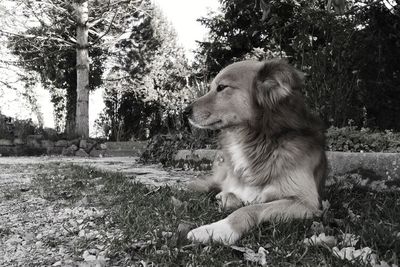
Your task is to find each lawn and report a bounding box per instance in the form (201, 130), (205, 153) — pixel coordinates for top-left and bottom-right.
(31, 164), (400, 266)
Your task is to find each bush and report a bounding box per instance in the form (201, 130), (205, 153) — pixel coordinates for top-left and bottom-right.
(0, 113), (36, 139)
(141, 127), (400, 166)
(140, 129), (217, 165)
(326, 127), (400, 153)
(0, 113), (61, 141)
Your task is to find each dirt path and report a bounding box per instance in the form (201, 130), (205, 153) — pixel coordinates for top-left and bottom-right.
(0, 157), (200, 266)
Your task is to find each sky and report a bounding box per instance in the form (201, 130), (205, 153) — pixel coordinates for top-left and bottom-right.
(152, 0), (220, 60)
(0, 0), (220, 135)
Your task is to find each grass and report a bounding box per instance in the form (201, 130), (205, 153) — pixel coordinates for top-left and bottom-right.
(33, 164), (400, 266)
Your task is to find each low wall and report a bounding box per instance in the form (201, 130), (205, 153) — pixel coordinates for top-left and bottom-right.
(0, 137), (149, 157)
(174, 149), (400, 180)
(0, 136), (107, 157)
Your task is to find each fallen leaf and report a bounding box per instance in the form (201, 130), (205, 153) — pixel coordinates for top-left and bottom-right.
(340, 234), (359, 247)
(231, 246), (269, 266)
(303, 233), (337, 248)
(332, 246), (376, 264)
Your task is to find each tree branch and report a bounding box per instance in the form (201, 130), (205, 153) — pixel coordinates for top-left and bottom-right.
(0, 29), (76, 46)
(340, 0), (385, 16)
(90, 10), (118, 45)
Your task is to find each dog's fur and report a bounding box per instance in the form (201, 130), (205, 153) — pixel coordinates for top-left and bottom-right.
(185, 59), (327, 245)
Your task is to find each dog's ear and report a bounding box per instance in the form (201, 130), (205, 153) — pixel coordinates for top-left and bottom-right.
(254, 59), (304, 108)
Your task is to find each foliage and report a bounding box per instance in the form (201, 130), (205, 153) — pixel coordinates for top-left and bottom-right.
(0, 112), (38, 139)
(5, 0), (108, 135)
(326, 126), (400, 153)
(99, 2), (193, 141)
(195, 0), (400, 130)
(141, 126), (400, 167)
(140, 130), (217, 165)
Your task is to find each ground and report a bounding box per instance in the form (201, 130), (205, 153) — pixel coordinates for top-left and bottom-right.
(0, 157), (399, 266)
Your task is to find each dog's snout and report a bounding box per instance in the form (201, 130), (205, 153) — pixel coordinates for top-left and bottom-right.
(183, 105), (193, 118)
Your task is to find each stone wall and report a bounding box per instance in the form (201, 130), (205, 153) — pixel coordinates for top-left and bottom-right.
(0, 135), (108, 157)
(173, 149), (400, 180)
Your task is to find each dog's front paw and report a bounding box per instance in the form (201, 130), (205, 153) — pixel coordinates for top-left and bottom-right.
(187, 219), (240, 245)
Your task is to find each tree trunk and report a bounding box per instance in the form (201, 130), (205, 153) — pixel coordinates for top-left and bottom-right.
(75, 0), (90, 138)
(65, 85), (77, 136)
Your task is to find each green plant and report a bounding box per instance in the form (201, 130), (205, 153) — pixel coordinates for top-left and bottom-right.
(326, 126), (400, 152)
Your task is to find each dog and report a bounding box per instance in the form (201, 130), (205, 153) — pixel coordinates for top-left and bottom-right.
(184, 59), (326, 245)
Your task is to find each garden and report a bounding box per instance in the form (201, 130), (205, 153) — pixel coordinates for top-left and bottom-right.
(0, 0), (400, 266)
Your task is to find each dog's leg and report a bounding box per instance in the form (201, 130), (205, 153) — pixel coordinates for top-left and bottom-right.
(187, 162), (227, 193)
(216, 192), (243, 211)
(187, 198), (319, 245)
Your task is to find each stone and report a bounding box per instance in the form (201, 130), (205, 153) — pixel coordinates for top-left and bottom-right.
(62, 146), (75, 156)
(41, 140), (55, 148)
(79, 139), (87, 149)
(70, 144), (79, 151)
(174, 149), (400, 180)
(27, 139), (41, 148)
(0, 139), (13, 146)
(99, 143), (107, 150)
(75, 148), (89, 157)
(13, 138), (25, 145)
(27, 134), (44, 140)
(55, 140), (68, 147)
(67, 138), (80, 147)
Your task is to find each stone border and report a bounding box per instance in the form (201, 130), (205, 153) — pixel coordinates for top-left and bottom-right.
(0, 136), (107, 157)
(0, 138), (148, 157)
(174, 149), (400, 180)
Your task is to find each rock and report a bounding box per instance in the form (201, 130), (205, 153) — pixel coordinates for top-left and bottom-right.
(79, 139), (87, 149)
(0, 139), (13, 146)
(27, 134), (44, 140)
(62, 147), (75, 156)
(13, 138), (25, 145)
(99, 143), (107, 150)
(55, 140), (68, 147)
(41, 140), (55, 148)
(67, 138), (80, 147)
(70, 144), (79, 151)
(75, 148), (89, 157)
(27, 138), (41, 148)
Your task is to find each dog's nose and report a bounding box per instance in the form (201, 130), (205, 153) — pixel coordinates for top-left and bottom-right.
(183, 105), (193, 118)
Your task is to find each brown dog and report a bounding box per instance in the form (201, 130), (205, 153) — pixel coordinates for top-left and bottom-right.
(185, 59), (326, 245)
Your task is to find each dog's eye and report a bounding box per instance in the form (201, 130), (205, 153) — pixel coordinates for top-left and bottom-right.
(216, 84), (228, 92)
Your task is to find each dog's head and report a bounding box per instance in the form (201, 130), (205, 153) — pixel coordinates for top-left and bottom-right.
(186, 59), (304, 130)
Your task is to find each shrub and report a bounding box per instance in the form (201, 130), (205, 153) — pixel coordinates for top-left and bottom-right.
(326, 127), (400, 153)
(141, 127), (400, 166)
(140, 129), (217, 165)
(0, 113), (36, 139)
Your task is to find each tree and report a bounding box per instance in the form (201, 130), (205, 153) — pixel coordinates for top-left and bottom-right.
(100, 2), (191, 140)
(3, 0), (144, 137)
(195, 0), (400, 130)
(75, 0), (90, 138)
